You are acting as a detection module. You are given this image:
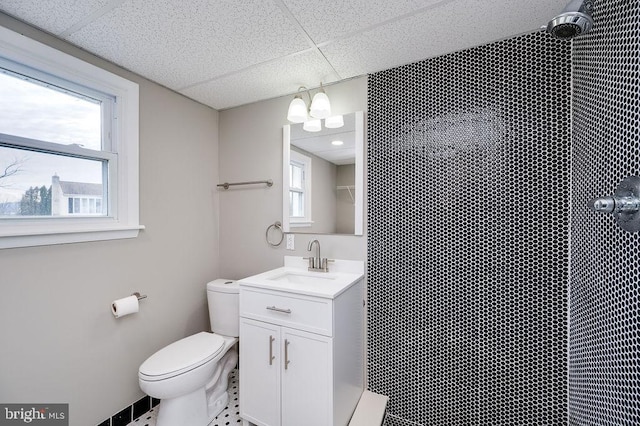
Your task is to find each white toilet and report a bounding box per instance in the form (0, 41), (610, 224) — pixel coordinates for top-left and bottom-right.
(138, 279), (239, 426)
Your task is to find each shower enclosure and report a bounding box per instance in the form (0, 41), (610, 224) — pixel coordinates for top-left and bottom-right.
(367, 2), (639, 424)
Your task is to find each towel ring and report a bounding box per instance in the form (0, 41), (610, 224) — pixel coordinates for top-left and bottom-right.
(266, 221), (284, 247)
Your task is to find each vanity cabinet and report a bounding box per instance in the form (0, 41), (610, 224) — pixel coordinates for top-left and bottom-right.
(239, 275), (363, 426)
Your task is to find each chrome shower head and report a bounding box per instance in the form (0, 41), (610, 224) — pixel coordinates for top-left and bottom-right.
(546, 0), (594, 40)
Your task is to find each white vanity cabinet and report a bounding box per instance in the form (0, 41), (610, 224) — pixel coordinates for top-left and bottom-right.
(238, 260), (364, 426)
(240, 316), (333, 426)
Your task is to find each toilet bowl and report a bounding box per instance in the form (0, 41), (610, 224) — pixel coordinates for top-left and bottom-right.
(138, 279), (239, 426)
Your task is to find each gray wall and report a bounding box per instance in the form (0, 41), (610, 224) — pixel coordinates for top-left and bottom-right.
(0, 15), (220, 426)
(218, 77), (367, 280)
(336, 164), (356, 234)
(368, 31), (571, 425)
(569, 2), (640, 425)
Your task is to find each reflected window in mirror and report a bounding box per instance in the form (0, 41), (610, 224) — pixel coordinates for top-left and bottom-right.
(289, 150), (312, 226)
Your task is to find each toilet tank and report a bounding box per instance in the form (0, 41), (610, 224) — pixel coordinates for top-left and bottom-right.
(206, 279), (239, 337)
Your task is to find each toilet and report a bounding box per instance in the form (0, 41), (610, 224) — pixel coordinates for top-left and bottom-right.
(138, 279), (239, 426)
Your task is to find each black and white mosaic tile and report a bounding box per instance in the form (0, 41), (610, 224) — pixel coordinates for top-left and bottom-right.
(367, 31), (571, 425)
(570, 1), (640, 425)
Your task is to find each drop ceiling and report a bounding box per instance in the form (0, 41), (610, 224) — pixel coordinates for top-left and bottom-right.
(291, 112), (357, 165)
(0, 0), (566, 111)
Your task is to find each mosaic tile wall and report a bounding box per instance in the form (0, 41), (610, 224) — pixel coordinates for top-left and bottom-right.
(569, 1), (640, 425)
(367, 32), (571, 425)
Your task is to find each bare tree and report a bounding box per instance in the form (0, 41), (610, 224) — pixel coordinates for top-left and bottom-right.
(0, 158), (24, 188)
(0, 197), (17, 215)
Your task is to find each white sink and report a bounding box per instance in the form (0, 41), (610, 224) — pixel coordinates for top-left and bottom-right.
(238, 256), (365, 299)
(269, 271), (337, 285)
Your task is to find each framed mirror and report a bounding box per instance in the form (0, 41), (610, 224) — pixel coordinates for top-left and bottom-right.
(282, 111), (363, 235)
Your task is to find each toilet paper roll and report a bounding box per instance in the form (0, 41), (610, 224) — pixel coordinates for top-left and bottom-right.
(111, 295), (139, 318)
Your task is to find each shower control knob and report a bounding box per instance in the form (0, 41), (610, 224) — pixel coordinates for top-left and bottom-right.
(589, 197), (616, 213)
(615, 196), (640, 212)
(589, 196), (640, 213)
(589, 176), (640, 232)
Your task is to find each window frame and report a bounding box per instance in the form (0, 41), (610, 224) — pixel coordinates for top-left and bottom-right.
(286, 149), (313, 228)
(289, 158), (306, 218)
(0, 26), (142, 249)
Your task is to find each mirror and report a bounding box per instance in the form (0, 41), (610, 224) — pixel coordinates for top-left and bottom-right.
(283, 111), (363, 235)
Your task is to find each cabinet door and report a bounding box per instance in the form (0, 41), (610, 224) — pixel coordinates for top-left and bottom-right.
(240, 318), (281, 426)
(281, 328), (332, 426)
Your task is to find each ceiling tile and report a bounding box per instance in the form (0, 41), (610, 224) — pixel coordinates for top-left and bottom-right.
(0, 0), (109, 35)
(1, 0), (569, 111)
(66, 0), (310, 89)
(321, 0), (567, 79)
(282, 0), (446, 44)
(180, 50), (338, 110)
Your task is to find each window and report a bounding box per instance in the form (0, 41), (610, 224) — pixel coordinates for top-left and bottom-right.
(289, 160), (305, 217)
(288, 150), (312, 227)
(0, 26), (141, 249)
(67, 197), (102, 215)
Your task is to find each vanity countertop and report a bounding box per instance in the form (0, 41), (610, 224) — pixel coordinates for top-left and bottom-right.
(238, 256), (364, 299)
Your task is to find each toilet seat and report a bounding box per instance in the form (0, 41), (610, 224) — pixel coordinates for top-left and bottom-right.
(139, 332), (225, 382)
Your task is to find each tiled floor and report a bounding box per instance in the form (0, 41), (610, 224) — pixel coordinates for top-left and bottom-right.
(128, 369), (242, 426)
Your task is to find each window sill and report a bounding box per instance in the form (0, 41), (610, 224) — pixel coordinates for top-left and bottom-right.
(290, 221), (314, 228)
(0, 224), (145, 249)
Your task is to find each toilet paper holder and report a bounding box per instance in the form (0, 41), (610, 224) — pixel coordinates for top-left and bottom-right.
(112, 292), (147, 319)
(132, 292), (147, 301)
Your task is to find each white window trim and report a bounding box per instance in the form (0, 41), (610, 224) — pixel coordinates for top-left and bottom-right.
(287, 149), (313, 228)
(0, 26), (142, 249)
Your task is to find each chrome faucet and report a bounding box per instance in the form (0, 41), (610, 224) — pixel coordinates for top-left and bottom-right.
(307, 239), (321, 269)
(306, 239), (330, 272)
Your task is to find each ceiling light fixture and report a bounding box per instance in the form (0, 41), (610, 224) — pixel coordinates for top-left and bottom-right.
(303, 118), (322, 132)
(325, 115), (344, 129)
(287, 83), (332, 130)
(309, 83), (331, 119)
(286, 94), (308, 123)
(331, 140), (344, 146)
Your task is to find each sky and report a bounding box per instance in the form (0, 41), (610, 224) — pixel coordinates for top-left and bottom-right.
(0, 71), (103, 202)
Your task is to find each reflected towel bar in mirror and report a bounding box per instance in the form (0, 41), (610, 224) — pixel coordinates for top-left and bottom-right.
(217, 179), (273, 190)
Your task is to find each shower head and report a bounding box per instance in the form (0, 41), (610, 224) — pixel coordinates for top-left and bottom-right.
(546, 0), (594, 40)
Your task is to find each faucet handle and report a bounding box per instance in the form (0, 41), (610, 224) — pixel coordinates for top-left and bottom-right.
(303, 257), (315, 269)
(321, 258), (335, 272)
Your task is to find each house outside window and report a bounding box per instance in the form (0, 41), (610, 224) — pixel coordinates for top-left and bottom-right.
(48, 175), (103, 216)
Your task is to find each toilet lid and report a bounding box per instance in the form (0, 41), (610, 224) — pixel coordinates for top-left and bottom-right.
(139, 332), (225, 380)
